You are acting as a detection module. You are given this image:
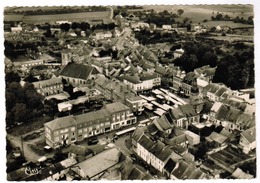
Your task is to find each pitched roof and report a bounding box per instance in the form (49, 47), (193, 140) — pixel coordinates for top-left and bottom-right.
(225, 107), (242, 122)
(179, 104), (198, 117)
(132, 127), (145, 142)
(153, 116), (172, 131)
(236, 113), (254, 128)
(231, 168), (254, 179)
(60, 62), (97, 80)
(170, 108), (185, 119)
(211, 102), (223, 113)
(169, 134), (187, 145)
(138, 134), (155, 151)
(164, 158), (177, 173)
(215, 87), (228, 97)
(44, 115), (75, 131)
(140, 73), (158, 81)
(188, 167), (206, 179)
(150, 140), (165, 155)
(75, 109), (110, 125)
(155, 65), (168, 75)
(74, 148), (120, 178)
(146, 123), (159, 135)
(121, 75), (141, 84)
(32, 77), (62, 89)
(171, 160), (189, 179)
(241, 126), (255, 143)
(104, 102), (130, 113)
(215, 105), (229, 120)
(206, 131), (227, 144)
(157, 146), (173, 162)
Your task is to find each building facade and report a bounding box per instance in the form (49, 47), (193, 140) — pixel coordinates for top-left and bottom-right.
(32, 77), (63, 96)
(45, 102), (136, 148)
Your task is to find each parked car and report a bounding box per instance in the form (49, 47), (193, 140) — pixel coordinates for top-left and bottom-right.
(44, 145), (52, 152)
(87, 136), (99, 145)
(12, 147), (22, 159)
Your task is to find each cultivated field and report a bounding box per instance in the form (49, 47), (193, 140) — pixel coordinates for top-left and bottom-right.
(143, 5), (253, 23)
(203, 21), (254, 28)
(5, 11), (112, 24)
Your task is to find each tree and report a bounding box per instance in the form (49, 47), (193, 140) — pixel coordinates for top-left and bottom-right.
(11, 103), (28, 122)
(60, 23), (71, 32)
(201, 51), (218, 67)
(188, 54), (199, 71)
(5, 71), (21, 84)
(80, 22), (90, 31)
(177, 9), (184, 16)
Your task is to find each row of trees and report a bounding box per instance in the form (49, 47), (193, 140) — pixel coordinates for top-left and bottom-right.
(5, 71), (44, 127)
(211, 14), (254, 25)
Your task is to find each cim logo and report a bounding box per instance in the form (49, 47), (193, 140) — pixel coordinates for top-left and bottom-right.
(25, 166), (41, 175)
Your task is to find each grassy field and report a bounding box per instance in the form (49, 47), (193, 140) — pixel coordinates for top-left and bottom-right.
(143, 5), (253, 23)
(4, 10), (112, 24)
(203, 21), (254, 28)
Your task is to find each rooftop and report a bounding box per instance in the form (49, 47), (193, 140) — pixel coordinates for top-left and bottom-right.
(241, 126), (255, 143)
(32, 77), (63, 89)
(60, 62), (98, 80)
(104, 102), (130, 113)
(73, 148), (121, 178)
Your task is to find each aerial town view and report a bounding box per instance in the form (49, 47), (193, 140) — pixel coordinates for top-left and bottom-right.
(4, 4), (256, 181)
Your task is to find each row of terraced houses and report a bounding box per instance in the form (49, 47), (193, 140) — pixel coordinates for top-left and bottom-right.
(44, 102), (136, 148)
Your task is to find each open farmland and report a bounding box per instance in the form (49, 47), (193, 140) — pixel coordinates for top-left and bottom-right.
(5, 11), (113, 24)
(203, 21), (254, 28)
(143, 4), (253, 23)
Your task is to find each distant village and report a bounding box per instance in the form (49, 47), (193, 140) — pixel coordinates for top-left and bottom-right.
(5, 5), (255, 181)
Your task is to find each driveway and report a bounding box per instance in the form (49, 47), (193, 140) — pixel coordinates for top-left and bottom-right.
(7, 133), (42, 162)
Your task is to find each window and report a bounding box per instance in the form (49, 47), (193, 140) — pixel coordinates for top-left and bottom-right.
(60, 129), (69, 133)
(78, 129), (82, 134)
(54, 136), (59, 142)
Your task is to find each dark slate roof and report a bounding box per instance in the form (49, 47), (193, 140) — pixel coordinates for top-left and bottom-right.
(171, 160), (189, 179)
(140, 73), (158, 81)
(121, 75), (141, 84)
(215, 87), (228, 97)
(138, 134), (155, 151)
(157, 147), (173, 162)
(155, 65), (168, 75)
(150, 140), (165, 155)
(146, 123), (159, 135)
(241, 126), (255, 143)
(225, 107), (242, 122)
(132, 127), (145, 142)
(187, 166), (206, 179)
(215, 105), (229, 120)
(164, 158), (177, 173)
(183, 72), (196, 83)
(236, 113), (254, 128)
(154, 116), (172, 131)
(170, 144), (187, 155)
(179, 104), (198, 117)
(60, 62), (96, 80)
(170, 108), (185, 119)
(201, 100), (214, 114)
